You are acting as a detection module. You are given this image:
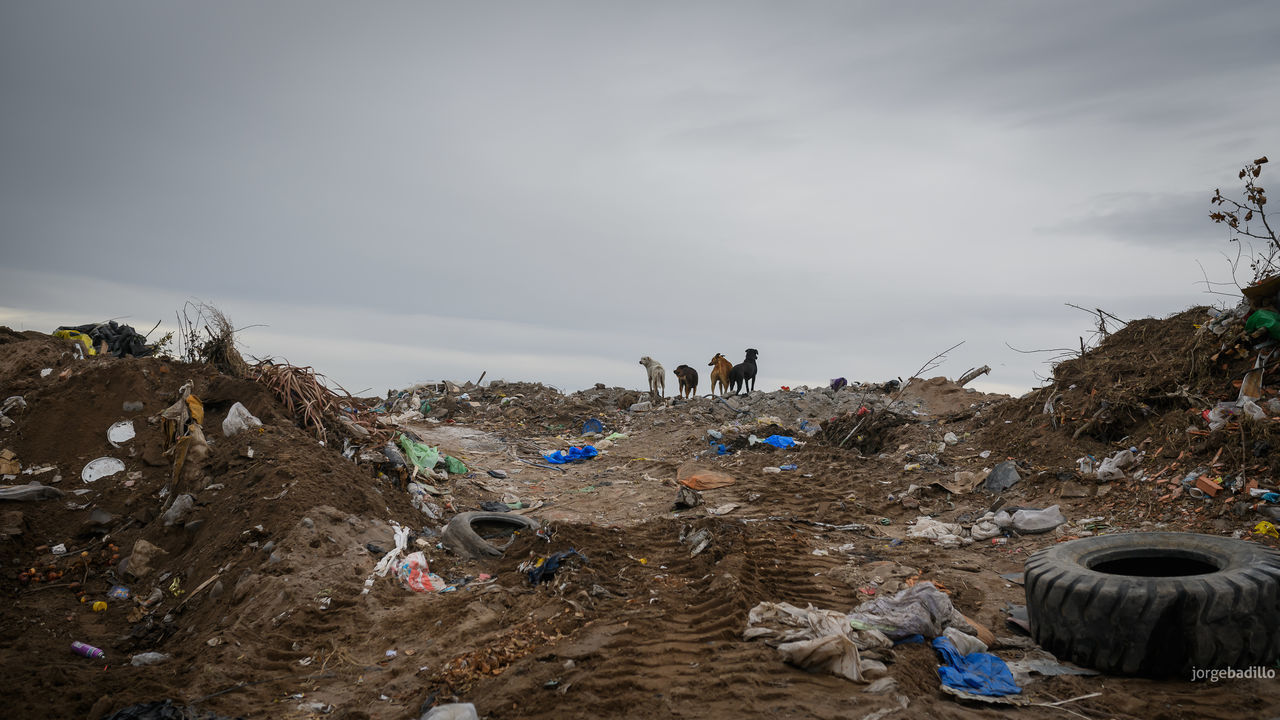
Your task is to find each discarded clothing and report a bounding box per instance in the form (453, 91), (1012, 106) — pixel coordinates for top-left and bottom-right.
(932, 636), (1020, 697)
(831, 377), (848, 391)
(848, 581), (970, 640)
(56, 321), (154, 358)
(543, 446), (598, 464)
(744, 601), (892, 682)
(526, 549), (586, 585)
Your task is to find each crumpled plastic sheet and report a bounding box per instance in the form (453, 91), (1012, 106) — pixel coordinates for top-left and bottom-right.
(0, 483), (64, 501)
(744, 601), (892, 682)
(932, 636), (1021, 697)
(907, 516), (969, 547)
(398, 433), (441, 473)
(847, 581), (971, 640)
(543, 446), (598, 464)
(397, 551), (448, 592)
(363, 523), (410, 595)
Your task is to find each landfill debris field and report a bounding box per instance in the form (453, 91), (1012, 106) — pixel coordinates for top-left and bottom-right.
(2, 305), (1280, 720)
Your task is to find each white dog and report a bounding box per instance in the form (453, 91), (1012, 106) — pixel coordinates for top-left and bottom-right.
(639, 356), (665, 402)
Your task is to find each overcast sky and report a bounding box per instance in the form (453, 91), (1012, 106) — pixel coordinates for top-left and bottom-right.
(2, 2), (1278, 397)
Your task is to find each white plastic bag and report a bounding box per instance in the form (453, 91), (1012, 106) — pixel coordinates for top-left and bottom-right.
(222, 402), (262, 437)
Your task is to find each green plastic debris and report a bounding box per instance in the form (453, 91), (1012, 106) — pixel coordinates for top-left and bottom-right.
(419, 400), (431, 414)
(397, 433), (440, 472)
(603, 432), (628, 442)
(444, 455), (468, 474)
(1246, 309), (1280, 340)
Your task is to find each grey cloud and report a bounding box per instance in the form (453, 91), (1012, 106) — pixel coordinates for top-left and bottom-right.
(1049, 191), (1223, 249)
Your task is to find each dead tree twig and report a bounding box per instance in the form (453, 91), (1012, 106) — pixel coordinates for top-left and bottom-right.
(839, 341), (964, 449)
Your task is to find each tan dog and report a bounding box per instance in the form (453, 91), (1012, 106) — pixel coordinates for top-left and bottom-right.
(708, 353), (732, 397)
(639, 356), (665, 402)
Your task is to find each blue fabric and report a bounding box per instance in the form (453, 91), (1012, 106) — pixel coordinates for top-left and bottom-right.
(894, 634), (925, 646)
(932, 637), (1021, 696)
(762, 435), (797, 449)
(528, 549), (586, 585)
(543, 445), (599, 464)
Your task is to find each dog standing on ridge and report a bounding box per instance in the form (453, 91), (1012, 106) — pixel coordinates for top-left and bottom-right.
(728, 348), (759, 395)
(673, 364), (698, 399)
(708, 353), (732, 397)
(639, 356), (665, 403)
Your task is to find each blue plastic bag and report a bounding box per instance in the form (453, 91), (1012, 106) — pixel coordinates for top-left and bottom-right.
(932, 636), (1021, 696)
(543, 446), (599, 464)
(761, 435), (797, 449)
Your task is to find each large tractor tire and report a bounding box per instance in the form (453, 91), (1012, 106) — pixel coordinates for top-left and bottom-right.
(1024, 532), (1280, 676)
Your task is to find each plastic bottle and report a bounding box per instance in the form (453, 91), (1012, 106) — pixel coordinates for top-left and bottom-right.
(71, 641), (105, 659)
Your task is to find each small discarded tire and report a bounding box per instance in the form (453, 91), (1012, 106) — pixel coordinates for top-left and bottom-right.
(441, 512), (539, 561)
(1025, 532), (1280, 676)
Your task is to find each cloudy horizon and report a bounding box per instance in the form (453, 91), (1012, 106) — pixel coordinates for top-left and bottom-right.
(3, 2), (1277, 398)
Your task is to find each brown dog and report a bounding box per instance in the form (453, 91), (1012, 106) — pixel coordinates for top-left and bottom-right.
(673, 365), (698, 399)
(708, 353), (732, 397)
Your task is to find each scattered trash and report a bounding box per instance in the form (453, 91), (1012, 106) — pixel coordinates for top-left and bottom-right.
(221, 402), (262, 436)
(398, 551), (449, 592)
(420, 703), (479, 720)
(744, 601), (893, 682)
(130, 652), (171, 666)
(581, 418), (604, 435)
(108, 586), (131, 600)
(0, 482), (64, 501)
(933, 635), (1021, 697)
(82, 457), (126, 483)
(542, 446), (598, 464)
(523, 549), (586, 585)
(1004, 649), (1099, 680)
(674, 485), (703, 509)
(907, 517), (969, 547)
(758, 435), (797, 449)
(71, 641), (105, 659)
(160, 494), (196, 527)
(107, 421), (136, 447)
(398, 434), (441, 475)
(982, 461), (1021, 493)
(848, 582), (973, 640)
(994, 505), (1066, 534)
(676, 464), (736, 490)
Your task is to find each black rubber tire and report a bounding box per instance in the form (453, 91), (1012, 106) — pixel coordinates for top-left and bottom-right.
(1025, 532), (1280, 676)
(441, 511), (539, 561)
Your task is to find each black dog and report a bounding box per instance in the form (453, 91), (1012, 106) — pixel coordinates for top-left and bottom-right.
(728, 348), (758, 395)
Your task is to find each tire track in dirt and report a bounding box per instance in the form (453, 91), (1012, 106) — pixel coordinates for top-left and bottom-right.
(499, 519), (875, 718)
